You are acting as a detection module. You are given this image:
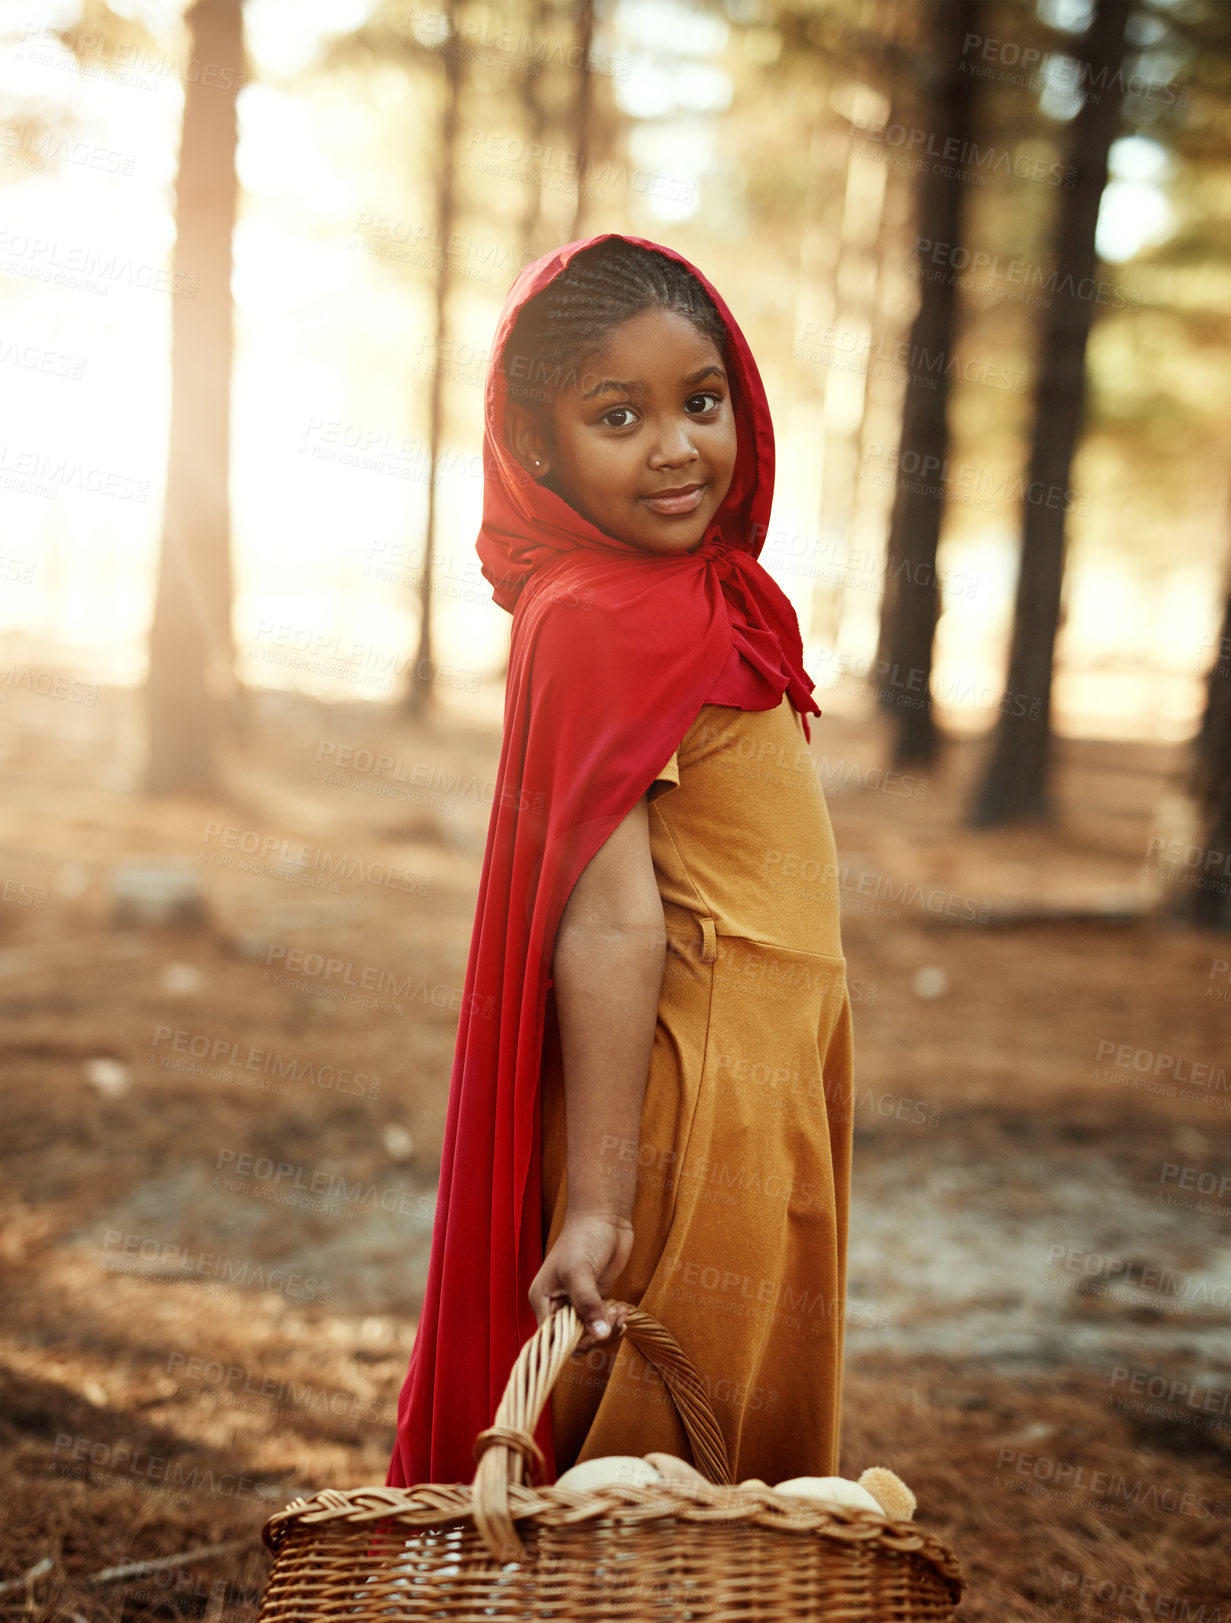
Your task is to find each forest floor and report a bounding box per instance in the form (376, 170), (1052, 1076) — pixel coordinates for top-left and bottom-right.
(0, 675), (1228, 1623)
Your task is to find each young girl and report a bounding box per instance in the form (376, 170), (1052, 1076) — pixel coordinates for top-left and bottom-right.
(384, 232), (853, 1492)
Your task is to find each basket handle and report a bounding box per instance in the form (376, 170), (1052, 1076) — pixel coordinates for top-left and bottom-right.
(471, 1299), (732, 1562)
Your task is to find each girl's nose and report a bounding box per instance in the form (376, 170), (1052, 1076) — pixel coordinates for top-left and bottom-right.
(648, 421), (699, 467)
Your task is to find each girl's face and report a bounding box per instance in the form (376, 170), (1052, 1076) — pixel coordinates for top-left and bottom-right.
(507, 306), (738, 555)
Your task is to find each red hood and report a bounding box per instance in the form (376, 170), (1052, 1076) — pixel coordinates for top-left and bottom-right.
(385, 233), (820, 1493)
(476, 231), (775, 610)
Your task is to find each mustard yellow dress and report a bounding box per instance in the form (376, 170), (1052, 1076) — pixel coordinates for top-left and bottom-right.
(539, 693), (854, 1483)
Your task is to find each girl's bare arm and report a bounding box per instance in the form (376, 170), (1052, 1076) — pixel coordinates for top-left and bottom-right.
(528, 793), (667, 1340)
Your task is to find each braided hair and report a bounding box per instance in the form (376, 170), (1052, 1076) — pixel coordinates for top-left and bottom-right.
(500, 239), (729, 431)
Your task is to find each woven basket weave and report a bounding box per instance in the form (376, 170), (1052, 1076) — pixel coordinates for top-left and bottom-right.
(257, 1301), (964, 1621)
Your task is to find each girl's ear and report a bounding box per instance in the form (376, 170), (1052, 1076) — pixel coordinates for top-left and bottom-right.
(505, 401), (553, 480)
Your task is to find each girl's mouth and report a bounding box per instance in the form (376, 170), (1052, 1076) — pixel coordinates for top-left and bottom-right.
(641, 482), (706, 516)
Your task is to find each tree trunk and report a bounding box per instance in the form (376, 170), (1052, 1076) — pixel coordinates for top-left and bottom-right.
(145, 0), (242, 794)
(1179, 562), (1231, 928)
(968, 0), (1131, 826)
(813, 91), (888, 645)
(406, 0), (463, 715)
(570, 0), (595, 240)
(516, 0), (548, 265)
(874, 0), (980, 767)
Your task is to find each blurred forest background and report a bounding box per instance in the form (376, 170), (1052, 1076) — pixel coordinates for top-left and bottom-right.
(1, 0), (1229, 1619)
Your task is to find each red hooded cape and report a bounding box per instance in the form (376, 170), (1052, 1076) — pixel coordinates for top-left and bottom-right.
(385, 231), (821, 1490)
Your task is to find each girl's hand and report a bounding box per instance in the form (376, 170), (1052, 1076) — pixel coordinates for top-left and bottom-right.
(529, 1211), (635, 1351)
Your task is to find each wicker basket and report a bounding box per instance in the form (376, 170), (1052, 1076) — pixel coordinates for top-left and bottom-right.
(257, 1301), (964, 1621)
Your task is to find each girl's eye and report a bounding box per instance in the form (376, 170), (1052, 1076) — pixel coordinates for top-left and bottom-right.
(599, 393), (723, 429)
